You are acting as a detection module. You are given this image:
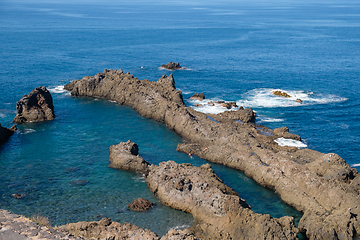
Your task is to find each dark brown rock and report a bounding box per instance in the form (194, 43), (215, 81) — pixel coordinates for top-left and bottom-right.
(0, 124), (16, 144)
(190, 93), (205, 101)
(128, 198), (154, 212)
(65, 69), (360, 240)
(13, 86), (55, 123)
(161, 62), (183, 70)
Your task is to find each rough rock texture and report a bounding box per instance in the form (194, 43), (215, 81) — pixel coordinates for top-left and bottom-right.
(190, 93), (205, 101)
(161, 62), (183, 70)
(128, 198), (154, 212)
(58, 218), (159, 240)
(273, 90), (291, 98)
(0, 209), (84, 239)
(207, 107), (255, 124)
(0, 124), (16, 144)
(65, 69), (360, 240)
(161, 229), (201, 240)
(146, 161), (298, 240)
(13, 86), (55, 123)
(109, 139), (150, 174)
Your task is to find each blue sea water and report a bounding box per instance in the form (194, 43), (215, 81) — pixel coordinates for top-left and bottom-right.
(1, 0), (360, 236)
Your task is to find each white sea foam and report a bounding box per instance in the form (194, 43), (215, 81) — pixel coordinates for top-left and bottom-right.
(236, 88), (347, 108)
(351, 163), (360, 167)
(21, 129), (35, 134)
(48, 85), (67, 94)
(188, 98), (239, 114)
(274, 137), (307, 148)
(257, 116), (284, 123)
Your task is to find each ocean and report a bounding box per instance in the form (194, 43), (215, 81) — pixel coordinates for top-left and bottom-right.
(1, 0), (359, 236)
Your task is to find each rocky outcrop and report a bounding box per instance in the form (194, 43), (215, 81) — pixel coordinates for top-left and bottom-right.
(128, 198), (154, 212)
(109, 140), (298, 239)
(0, 209), (84, 239)
(207, 107), (256, 124)
(65, 69), (360, 240)
(146, 161), (298, 240)
(13, 86), (55, 123)
(0, 124), (16, 144)
(273, 90), (291, 98)
(109, 140), (150, 174)
(58, 218), (159, 240)
(190, 93), (205, 101)
(161, 62), (184, 70)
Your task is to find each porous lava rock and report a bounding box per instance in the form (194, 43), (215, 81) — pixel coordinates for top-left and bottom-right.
(190, 93), (205, 101)
(65, 69), (360, 239)
(161, 62), (184, 70)
(13, 86), (55, 123)
(0, 124), (16, 144)
(128, 198), (154, 212)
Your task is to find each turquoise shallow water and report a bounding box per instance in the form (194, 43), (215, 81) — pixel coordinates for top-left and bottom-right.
(1, 0), (360, 236)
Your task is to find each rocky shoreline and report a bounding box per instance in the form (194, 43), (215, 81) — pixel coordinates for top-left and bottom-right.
(63, 69), (360, 239)
(109, 140), (298, 239)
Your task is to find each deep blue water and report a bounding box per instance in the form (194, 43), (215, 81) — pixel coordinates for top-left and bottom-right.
(1, 0), (360, 236)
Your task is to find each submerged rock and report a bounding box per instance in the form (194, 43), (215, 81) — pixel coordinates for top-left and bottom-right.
(128, 198), (154, 212)
(161, 62), (184, 70)
(13, 86), (55, 123)
(65, 69), (360, 239)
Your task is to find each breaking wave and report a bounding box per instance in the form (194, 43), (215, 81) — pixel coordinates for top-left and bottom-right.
(236, 88), (347, 108)
(274, 137), (307, 148)
(48, 85), (68, 94)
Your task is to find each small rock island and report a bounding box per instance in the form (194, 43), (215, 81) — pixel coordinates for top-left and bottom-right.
(13, 86), (55, 123)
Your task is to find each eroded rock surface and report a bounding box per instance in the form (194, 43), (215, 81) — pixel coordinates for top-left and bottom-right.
(13, 86), (55, 123)
(146, 161), (298, 240)
(108, 141), (298, 239)
(65, 69), (360, 239)
(109, 139), (150, 174)
(58, 218), (159, 240)
(0, 209), (83, 240)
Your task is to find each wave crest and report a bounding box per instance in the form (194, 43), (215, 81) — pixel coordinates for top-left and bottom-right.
(236, 88), (347, 108)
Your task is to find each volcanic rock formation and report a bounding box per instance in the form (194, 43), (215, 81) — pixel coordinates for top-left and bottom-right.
(109, 140), (298, 240)
(161, 62), (184, 70)
(65, 69), (360, 240)
(13, 86), (55, 123)
(0, 124), (16, 144)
